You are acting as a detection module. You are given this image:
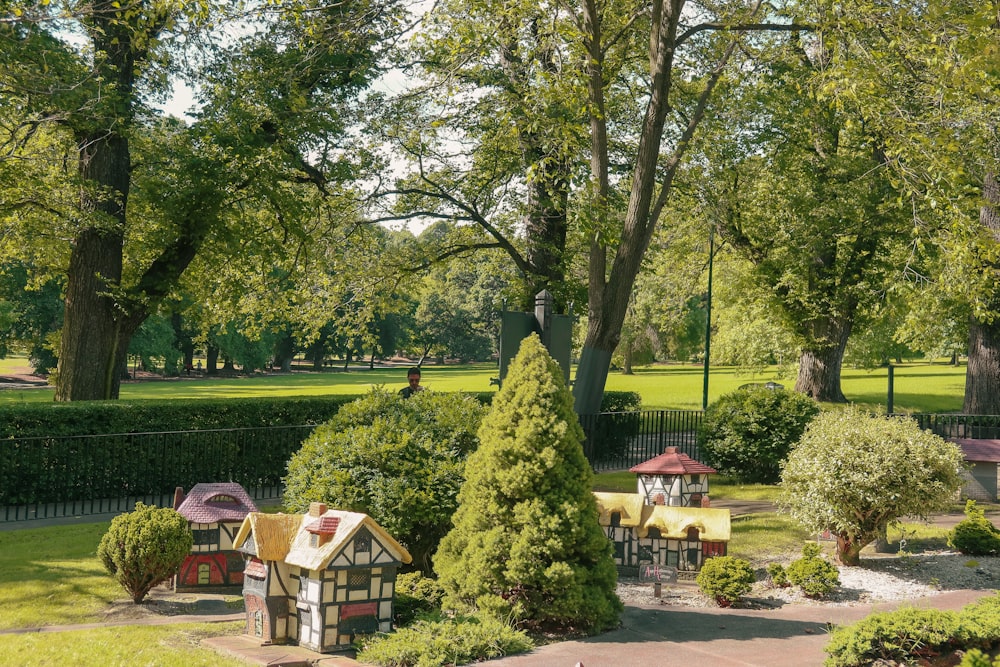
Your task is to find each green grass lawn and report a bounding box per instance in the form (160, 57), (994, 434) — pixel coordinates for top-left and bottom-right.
(0, 355), (969, 413)
(0, 522), (246, 666)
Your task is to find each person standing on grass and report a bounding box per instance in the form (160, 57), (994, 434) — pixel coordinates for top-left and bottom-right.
(399, 366), (423, 398)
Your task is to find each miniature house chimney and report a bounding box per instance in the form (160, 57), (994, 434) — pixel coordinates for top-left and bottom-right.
(173, 486), (185, 510)
(309, 502), (328, 517)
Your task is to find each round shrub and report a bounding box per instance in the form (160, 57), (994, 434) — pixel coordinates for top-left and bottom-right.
(948, 500), (1000, 556)
(786, 543), (840, 598)
(698, 385), (819, 483)
(696, 556), (755, 607)
(283, 388), (486, 574)
(779, 407), (967, 566)
(97, 502), (193, 604)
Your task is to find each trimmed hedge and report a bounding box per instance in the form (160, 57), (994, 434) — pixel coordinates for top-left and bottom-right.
(0, 396), (361, 507)
(0, 395), (361, 438)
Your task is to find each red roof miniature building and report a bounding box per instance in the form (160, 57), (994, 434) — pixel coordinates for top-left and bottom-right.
(173, 483), (259, 592)
(595, 448), (729, 575)
(630, 447), (717, 476)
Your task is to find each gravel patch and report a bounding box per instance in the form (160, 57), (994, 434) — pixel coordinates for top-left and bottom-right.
(617, 551), (1000, 609)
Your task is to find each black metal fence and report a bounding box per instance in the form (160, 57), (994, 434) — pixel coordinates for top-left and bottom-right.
(581, 410), (704, 472)
(909, 413), (1000, 439)
(0, 411), (708, 524)
(0, 425), (315, 523)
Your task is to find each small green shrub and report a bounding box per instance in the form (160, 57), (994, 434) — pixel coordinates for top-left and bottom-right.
(824, 607), (963, 667)
(696, 556), (755, 607)
(949, 500), (1000, 556)
(97, 502), (193, 604)
(786, 543), (840, 599)
(766, 562), (789, 588)
(355, 613), (533, 667)
(698, 386), (819, 484)
(393, 572), (446, 627)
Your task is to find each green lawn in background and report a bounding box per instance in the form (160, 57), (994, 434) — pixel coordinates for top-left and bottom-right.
(0, 355), (967, 412)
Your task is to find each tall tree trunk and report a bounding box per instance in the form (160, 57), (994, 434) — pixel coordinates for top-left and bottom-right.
(573, 0), (740, 416)
(965, 317), (1000, 413)
(56, 130), (131, 400)
(794, 318), (852, 402)
(964, 171), (1000, 414)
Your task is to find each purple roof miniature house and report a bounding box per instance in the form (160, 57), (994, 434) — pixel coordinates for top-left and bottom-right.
(173, 482), (258, 591)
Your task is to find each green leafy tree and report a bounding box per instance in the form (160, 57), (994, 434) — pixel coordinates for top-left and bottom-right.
(804, 0), (1000, 412)
(779, 407), (966, 565)
(1, 0), (403, 400)
(97, 503), (193, 604)
(434, 334), (621, 632)
(283, 389), (486, 573)
(702, 31), (913, 402)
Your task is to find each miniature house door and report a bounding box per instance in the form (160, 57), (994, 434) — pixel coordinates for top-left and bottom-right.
(297, 604), (321, 648)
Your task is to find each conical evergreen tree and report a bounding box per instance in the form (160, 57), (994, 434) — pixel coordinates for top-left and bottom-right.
(434, 334), (622, 632)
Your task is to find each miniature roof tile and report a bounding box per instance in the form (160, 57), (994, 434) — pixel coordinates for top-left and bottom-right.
(244, 559), (268, 579)
(176, 482), (259, 524)
(951, 438), (1000, 463)
(629, 447), (717, 476)
(592, 492), (646, 528)
(306, 516), (341, 535)
(637, 505), (731, 541)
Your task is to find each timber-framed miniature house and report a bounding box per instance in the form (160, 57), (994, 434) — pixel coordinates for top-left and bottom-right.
(593, 447), (731, 575)
(173, 482), (258, 591)
(234, 502), (412, 653)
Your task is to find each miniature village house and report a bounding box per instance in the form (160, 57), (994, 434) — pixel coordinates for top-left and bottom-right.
(234, 502), (412, 653)
(173, 482), (258, 591)
(593, 447), (731, 574)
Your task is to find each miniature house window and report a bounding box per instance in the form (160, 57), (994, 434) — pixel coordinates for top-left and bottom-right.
(610, 512), (621, 527)
(309, 534), (320, 548)
(254, 610), (263, 637)
(647, 527), (662, 539)
(355, 530), (371, 553)
(348, 570), (371, 592)
(686, 526), (700, 541)
(192, 528), (219, 546)
(689, 475), (702, 485)
(207, 494), (238, 504)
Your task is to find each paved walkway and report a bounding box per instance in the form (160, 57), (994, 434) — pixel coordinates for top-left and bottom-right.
(199, 588), (999, 667)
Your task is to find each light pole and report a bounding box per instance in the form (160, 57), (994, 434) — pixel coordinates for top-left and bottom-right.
(702, 229), (714, 411)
